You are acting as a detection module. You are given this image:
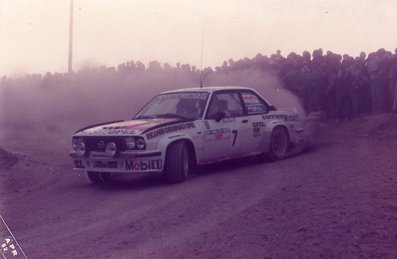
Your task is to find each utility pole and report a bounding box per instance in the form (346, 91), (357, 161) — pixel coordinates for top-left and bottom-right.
(68, 0), (74, 74)
(199, 20), (206, 88)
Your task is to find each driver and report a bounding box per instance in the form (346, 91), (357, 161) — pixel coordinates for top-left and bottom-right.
(208, 98), (230, 119)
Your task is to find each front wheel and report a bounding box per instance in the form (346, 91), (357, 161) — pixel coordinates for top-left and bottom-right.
(165, 141), (190, 183)
(87, 171), (113, 184)
(267, 126), (289, 161)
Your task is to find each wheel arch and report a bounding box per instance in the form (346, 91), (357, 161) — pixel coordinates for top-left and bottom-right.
(262, 122), (290, 153)
(264, 123), (291, 161)
(162, 137), (197, 166)
(272, 124), (290, 141)
(163, 138), (196, 183)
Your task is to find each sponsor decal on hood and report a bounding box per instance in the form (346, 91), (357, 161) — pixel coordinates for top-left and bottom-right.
(75, 118), (179, 136)
(145, 122), (196, 139)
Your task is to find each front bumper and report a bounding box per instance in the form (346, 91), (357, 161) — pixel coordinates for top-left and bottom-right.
(69, 150), (163, 173)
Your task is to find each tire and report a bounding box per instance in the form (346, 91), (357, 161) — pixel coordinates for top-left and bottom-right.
(165, 141), (190, 183)
(87, 171), (113, 184)
(267, 126), (289, 161)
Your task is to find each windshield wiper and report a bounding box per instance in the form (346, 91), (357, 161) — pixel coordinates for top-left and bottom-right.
(155, 113), (188, 120)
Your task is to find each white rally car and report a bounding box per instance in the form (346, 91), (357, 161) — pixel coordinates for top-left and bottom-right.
(70, 86), (306, 184)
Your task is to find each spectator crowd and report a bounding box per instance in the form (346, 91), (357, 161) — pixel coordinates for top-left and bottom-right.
(208, 48), (397, 120)
(1, 47), (397, 122)
(275, 48), (397, 120)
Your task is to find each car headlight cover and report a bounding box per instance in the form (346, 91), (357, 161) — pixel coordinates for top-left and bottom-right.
(73, 138), (86, 156)
(136, 138), (146, 150)
(72, 141), (78, 150)
(105, 142), (117, 156)
(125, 137), (136, 149)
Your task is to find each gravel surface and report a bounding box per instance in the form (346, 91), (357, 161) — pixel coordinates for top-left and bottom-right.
(1, 113), (397, 258)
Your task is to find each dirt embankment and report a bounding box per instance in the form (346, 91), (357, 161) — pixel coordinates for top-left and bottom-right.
(0, 147), (18, 170)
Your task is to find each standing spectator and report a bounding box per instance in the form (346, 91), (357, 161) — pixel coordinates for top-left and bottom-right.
(351, 54), (370, 116)
(366, 52), (378, 113)
(301, 63), (312, 112)
(389, 48), (397, 112)
(325, 69), (337, 119)
(335, 62), (353, 120)
(307, 49), (327, 112)
(369, 49), (389, 113)
(282, 53), (302, 96)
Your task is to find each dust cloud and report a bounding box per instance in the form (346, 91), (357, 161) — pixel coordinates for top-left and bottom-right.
(0, 61), (304, 135)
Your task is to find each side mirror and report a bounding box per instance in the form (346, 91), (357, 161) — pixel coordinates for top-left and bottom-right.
(214, 111), (226, 122)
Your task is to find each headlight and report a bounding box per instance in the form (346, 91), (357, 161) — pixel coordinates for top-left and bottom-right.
(124, 137), (146, 150)
(72, 140), (78, 150)
(136, 138), (146, 150)
(105, 142), (117, 157)
(73, 138), (86, 156)
(125, 137), (136, 149)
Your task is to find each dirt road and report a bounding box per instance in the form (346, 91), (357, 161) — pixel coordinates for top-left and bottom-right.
(1, 114), (397, 258)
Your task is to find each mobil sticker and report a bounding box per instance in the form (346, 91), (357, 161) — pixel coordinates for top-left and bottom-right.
(125, 160), (162, 171)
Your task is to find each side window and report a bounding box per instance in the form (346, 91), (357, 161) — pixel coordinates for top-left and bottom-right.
(241, 91), (268, 115)
(206, 92), (244, 119)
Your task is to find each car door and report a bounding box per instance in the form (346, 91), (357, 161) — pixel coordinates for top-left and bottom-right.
(238, 90), (271, 154)
(201, 91), (246, 162)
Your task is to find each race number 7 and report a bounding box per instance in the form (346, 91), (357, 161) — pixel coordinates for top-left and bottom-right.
(232, 130), (238, 147)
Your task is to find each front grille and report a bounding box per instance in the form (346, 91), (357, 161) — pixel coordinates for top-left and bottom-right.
(84, 137), (126, 152)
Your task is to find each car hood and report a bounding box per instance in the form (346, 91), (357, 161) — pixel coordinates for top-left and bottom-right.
(74, 118), (181, 136)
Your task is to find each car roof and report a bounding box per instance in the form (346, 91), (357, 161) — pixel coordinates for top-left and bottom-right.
(161, 86), (255, 94)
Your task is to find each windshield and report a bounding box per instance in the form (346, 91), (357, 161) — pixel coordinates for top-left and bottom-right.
(135, 92), (209, 120)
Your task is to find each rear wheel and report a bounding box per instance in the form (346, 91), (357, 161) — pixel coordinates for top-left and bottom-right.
(87, 171), (113, 184)
(267, 126), (289, 161)
(165, 141), (190, 183)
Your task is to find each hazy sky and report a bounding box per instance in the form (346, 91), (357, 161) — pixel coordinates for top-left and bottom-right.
(0, 0), (396, 76)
